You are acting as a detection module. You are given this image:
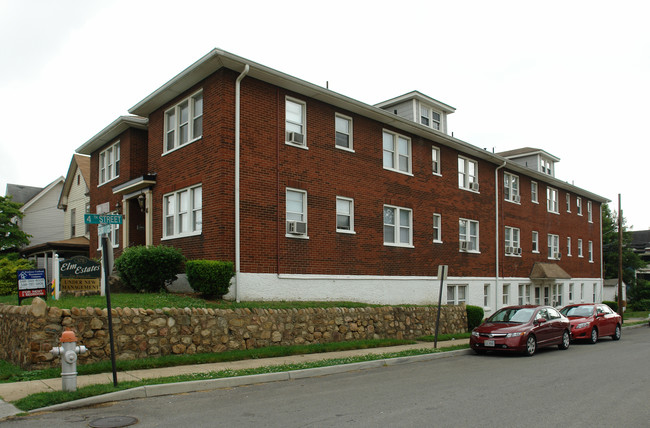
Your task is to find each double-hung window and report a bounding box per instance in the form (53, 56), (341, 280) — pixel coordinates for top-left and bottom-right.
(163, 185), (202, 239)
(532, 231), (539, 253)
(567, 237), (572, 256)
(99, 141), (120, 185)
(286, 98), (306, 147)
(502, 284), (510, 305)
(578, 239), (583, 257)
(505, 226), (521, 255)
(446, 285), (467, 305)
(587, 201), (593, 222)
(70, 208), (76, 237)
(335, 114), (353, 150)
(577, 197), (583, 215)
(420, 105), (441, 130)
(383, 130), (411, 174)
(531, 181), (538, 203)
(286, 188), (308, 237)
(433, 213), (442, 243)
(459, 218), (479, 252)
(383, 205), (412, 247)
(432, 146), (441, 175)
(458, 156), (478, 191)
(548, 234), (560, 259)
(547, 187), (559, 213)
(336, 197), (354, 233)
(483, 284), (490, 307)
(588, 241), (593, 262)
(504, 173), (520, 202)
(164, 91), (203, 153)
(566, 194), (571, 212)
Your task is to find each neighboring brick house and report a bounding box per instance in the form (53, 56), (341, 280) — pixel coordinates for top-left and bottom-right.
(76, 49), (607, 313)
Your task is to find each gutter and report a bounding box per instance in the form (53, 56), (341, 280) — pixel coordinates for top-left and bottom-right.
(235, 64), (250, 303)
(495, 161), (507, 309)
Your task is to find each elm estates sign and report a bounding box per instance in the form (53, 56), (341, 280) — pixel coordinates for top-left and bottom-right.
(60, 256), (101, 293)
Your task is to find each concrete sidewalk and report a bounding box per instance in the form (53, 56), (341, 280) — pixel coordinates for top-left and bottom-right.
(0, 338), (471, 419)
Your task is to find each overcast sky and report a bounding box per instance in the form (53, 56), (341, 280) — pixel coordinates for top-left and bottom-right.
(1, 0), (648, 230)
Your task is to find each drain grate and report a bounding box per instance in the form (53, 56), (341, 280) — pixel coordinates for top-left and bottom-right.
(88, 416), (138, 428)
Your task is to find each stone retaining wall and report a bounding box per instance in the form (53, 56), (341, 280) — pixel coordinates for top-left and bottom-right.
(0, 298), (468, 370)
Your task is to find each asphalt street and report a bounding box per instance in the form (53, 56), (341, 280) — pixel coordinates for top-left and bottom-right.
(3, 327), (648, 427)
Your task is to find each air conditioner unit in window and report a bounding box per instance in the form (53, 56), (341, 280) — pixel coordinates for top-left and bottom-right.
(286, 220), (307, 235)
(469, 181), (480, 191)
(513, 195), (521, 203)
(286, 132), (304, 145)
(460, 241), (470, 251)
(505, 246), (514, 254)
(516, 247), (523, 255)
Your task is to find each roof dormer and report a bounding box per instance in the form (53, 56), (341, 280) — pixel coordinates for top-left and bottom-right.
(375, 91), (455, 134)
(497, 147), (560, 177)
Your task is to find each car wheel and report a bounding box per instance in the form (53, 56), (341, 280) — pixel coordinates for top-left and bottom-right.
(612, 324), (621, 341)
(559, 330), (570, 350)
(589, 327), (598, 344)
(524, 335), (536, 356)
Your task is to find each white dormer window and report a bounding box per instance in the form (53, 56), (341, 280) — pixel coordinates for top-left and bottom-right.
(541, 159), (552, 175)
(419, 105), (441, 130)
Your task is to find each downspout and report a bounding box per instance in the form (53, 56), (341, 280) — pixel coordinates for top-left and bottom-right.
(495, 161), (507, 309)
(599, 204), (603, 302)
(235, 64), (250, 303)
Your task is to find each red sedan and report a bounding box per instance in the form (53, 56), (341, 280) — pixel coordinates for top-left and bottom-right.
(559, 303), (622, 344)
(470, 305), (571, 356)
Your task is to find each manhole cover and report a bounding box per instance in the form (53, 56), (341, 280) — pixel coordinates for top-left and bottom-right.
(89, 416), (138, 428)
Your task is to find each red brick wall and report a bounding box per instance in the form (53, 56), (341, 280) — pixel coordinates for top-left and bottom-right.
(91, 67), (602, 282)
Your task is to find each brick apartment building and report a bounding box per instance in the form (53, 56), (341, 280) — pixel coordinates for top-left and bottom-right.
(76, 49), (607, 315)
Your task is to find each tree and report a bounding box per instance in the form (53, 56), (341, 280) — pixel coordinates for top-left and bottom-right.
(0, 195), (31, 251)
(601, 203), (645, 298)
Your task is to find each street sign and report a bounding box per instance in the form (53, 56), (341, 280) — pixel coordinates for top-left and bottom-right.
(84, 213), (123, 224)
(98, 224), (111, 235)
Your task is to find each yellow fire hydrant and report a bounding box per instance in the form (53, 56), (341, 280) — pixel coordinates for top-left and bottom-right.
(51, 329), (88, 392)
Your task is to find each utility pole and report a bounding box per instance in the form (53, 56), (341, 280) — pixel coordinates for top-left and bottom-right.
(618, 194), (623, 318)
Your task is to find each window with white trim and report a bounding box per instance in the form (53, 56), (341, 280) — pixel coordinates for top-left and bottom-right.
(458, 156), (478, 191)
(70, 208), (76, 237)
(588, 241), (593, 262)
(446, 285), (467, 305)
(504, 173), (520, 202)
(286, 188), (308, 237)
(420, 105), (441, 130)
(97, 212), (120, 249)
(552, 284), (563, 306)
(432, 146), (441, 175)
(383, 130), (411, 174)
(502, 284), (510, 305)
(547, 187), (559, 213)
(566, 194), (571, 212)
(285, 98), (306, 147)
(164, 91), (203, 153)
(335, 114), (352, 150)
(569, 283), (574, 302)
(532, 231), (539, 253)
(99, 141), (120, 185)
(577, 197), (583, 215)
(433, 213), (442, 243)
(548, 234), (560, 259)
(163, 185), (202, 239)
(484, 284), (490, 307)
(383, 205), (412, 246)
(531, 181), (538, 203)
(578, 239), (583, 257)
(567, 237), (572, 256)
(541, 159), (552, 175)
(336, 197), (354, 233)
(505, 226), (521, 255)
(587, 201), (593, 222)
(459, 218), (479, 252)
(580, 283), (585, 301)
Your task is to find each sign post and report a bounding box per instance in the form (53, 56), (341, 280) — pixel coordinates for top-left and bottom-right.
(85, 213), (122, 387)
(434, 265), (448, 349)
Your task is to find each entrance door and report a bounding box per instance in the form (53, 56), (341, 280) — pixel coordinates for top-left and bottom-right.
(543, 286), (550, 305)
(127, 198), (146, 247)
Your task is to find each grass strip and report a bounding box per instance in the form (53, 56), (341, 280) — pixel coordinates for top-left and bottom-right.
(0, 338), (415, 383)
(12, 344), (469, 411)
(416, 332), (471, 342)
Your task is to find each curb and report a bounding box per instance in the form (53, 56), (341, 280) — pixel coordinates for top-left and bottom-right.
(26, 348), (472, 414)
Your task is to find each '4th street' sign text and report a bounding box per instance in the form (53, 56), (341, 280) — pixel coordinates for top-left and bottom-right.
(84, 214), (123, 224)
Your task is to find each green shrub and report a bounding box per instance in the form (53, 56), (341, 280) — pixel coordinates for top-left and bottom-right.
(629, 299), (650, 311)
(466, 305), (484, 331)
(0, 256), (35, 296)
(186, 260), (234, 299)
(603, 300), (618, 312)
(114, 245), (185, 293)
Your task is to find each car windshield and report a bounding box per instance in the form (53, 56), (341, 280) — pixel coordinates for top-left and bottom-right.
(560, 306), (593, 317)
(488, 307), (535, 323)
